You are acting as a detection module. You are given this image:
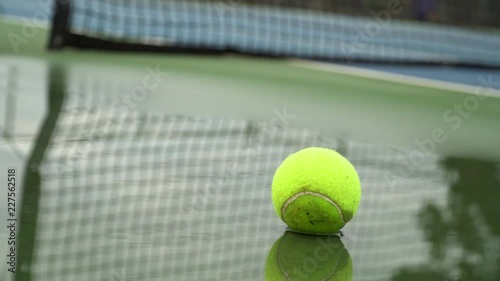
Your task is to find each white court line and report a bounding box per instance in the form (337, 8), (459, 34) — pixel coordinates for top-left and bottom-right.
(0, 15), (49, 28)
(290, 59), (500, 97)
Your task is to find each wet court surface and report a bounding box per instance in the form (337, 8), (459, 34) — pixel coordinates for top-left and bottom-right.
(0, 56), (499, 281)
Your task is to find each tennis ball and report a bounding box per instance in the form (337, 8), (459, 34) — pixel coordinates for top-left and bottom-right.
(272, 147), (361, 235)
(265, 231), (353, 281)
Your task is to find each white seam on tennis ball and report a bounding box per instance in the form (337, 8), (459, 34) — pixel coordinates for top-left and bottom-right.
(281, 191), (345, 224)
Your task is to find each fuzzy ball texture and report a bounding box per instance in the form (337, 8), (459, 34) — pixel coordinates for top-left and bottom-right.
(272, 147), (361, 234)
(265, 231), (353, 281)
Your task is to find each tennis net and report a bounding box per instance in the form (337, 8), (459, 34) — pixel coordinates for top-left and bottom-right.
(48, 0), (500, 68)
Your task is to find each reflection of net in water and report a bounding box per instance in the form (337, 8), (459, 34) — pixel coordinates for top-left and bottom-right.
(18, 67), (450, 281)
(37, 116), (448, 279)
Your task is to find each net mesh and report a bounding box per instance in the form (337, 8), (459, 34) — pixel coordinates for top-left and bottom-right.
(16, 65), (454, 281)
(53, 0), (500, 67)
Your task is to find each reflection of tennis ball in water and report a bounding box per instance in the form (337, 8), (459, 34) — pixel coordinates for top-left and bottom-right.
(265, 231), (353, 281)
(272, 147), (361, 234)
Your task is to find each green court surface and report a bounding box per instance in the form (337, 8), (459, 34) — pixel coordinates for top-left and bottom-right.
(1, 17), (500, 281)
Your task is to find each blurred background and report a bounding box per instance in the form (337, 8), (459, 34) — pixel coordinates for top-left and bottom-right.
(0, 0), (499, 281)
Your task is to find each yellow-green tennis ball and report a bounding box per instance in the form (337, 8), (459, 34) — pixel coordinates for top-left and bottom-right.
(265, 231), (353, 281)
(272, 147), (361, 235)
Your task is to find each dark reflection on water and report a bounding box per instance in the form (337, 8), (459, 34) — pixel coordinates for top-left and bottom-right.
(393, 158), (500, 281)
(265, 231), (352, 281)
